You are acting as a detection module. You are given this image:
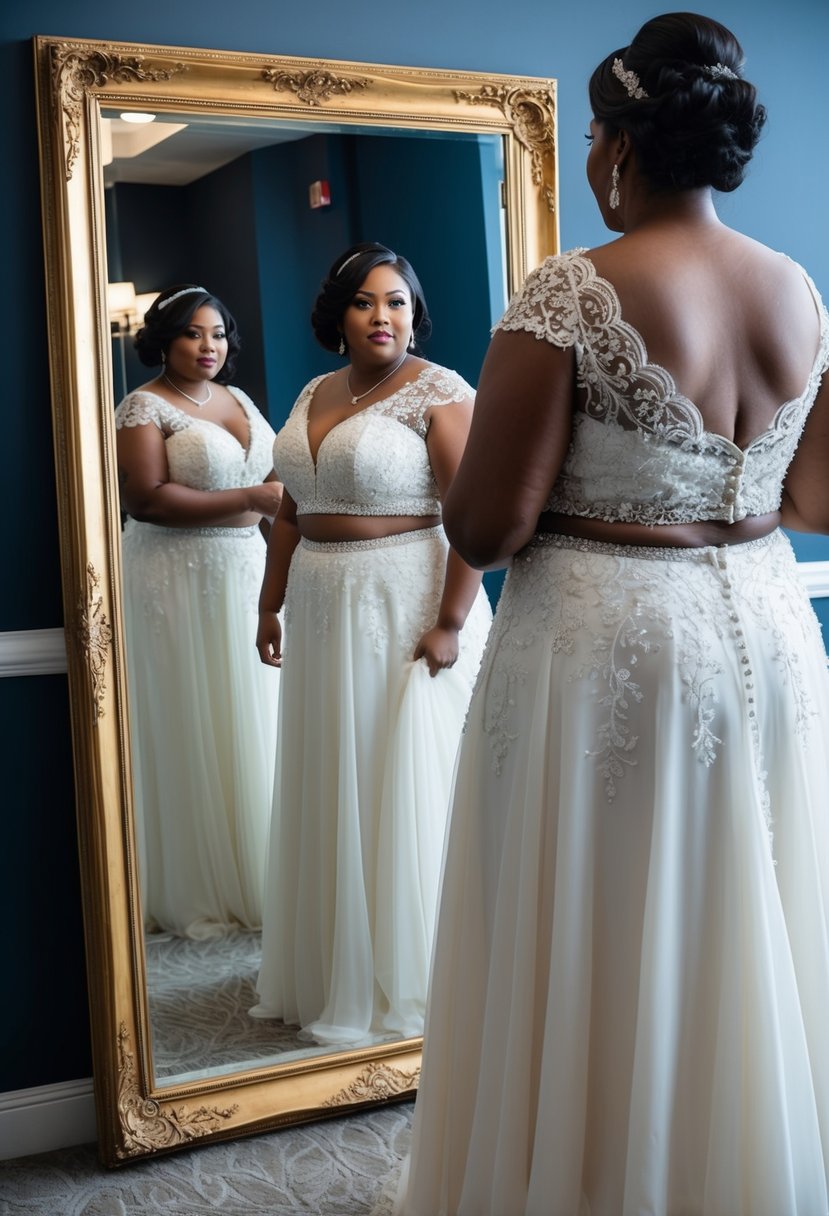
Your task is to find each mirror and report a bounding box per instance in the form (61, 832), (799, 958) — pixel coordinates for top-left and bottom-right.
(34, 33), (558, 1166)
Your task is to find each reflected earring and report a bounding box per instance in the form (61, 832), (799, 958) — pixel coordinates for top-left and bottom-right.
(338, 336), (346, 356)
(609, 163), (621, 210)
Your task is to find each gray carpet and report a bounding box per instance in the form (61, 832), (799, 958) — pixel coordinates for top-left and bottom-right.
(146, 930), (399, 1083)
(0, 1102), (410, 1215)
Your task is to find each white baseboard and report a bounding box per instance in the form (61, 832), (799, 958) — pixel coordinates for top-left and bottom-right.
(0, 1078), (96, 1160)
(797, 561), (829, 600)
(0, 628), (67, 678)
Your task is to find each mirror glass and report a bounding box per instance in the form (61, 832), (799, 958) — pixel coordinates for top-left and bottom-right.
(104, 109), (508, 1088)
(34, 34), (557, 1165)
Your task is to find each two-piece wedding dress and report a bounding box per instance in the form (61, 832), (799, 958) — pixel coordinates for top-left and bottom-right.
(251, 365), (492, 1044)
(397, 251), (829, 1215)
(115, 388), (279, 939)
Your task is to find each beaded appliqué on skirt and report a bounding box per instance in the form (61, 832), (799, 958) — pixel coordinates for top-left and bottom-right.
(475, 531), (815, 811)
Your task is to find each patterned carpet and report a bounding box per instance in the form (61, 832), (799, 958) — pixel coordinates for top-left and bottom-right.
(0, 1103), (410, 1215)
(146, 930), (400, 1083)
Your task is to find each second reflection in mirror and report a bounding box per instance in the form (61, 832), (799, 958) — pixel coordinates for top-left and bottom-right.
(115, 286), (285, 1077)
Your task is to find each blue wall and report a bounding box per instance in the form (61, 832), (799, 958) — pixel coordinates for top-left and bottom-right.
(109, 131), (502, 425)
(2, 0), (828, 1093)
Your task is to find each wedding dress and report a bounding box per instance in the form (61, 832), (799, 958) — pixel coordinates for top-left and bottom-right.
(396, 251), (829, 1215)
(251, 365), (492, 1044)
(115, 387), (279, 939)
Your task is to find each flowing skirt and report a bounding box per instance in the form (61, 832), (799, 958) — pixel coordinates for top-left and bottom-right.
(252, 526), (492, 1044)
(398, 529), (829, 1216)
(122, 520), (279, 939)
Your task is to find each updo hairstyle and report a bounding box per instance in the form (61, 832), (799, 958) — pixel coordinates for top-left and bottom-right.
(134, 284), (241, 383)
(589, 12), (766, 193)
(311, 242), (432, 355)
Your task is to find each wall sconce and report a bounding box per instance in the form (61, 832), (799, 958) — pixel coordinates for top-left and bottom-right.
(108, 280), (137, 333)
(108, 281), (137, 401)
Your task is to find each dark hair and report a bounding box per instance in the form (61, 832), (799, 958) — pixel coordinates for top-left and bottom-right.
(311, 242), (432, 355)
(133, 284), (241, 383)
(588, 12), (766, 193)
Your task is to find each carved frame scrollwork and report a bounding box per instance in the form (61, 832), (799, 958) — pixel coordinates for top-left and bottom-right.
(33, 33), (558, 1168)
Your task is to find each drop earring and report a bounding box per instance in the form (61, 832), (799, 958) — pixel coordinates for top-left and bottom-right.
(609, 163), (621, 210)
(338, 336), (346, 356)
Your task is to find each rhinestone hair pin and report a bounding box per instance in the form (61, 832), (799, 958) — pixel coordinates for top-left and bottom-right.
(157, 286), (207, 311)
(703, 62), (739, 81)
(612, 57), (649, 99)
(336, 252), (363, 276)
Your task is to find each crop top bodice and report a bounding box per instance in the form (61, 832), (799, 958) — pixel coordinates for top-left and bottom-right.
(496, 249), (829, 526)
(273, 364), (474, 516)
(114, 387), (277, 494)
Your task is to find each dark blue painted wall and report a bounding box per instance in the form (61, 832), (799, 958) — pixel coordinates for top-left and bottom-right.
(2, 0), (828, 1093)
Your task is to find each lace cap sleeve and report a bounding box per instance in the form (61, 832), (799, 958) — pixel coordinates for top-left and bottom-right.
(495, 248), (592, 349)
(383, 365), (475, 438)
(114, 390), (184, 431)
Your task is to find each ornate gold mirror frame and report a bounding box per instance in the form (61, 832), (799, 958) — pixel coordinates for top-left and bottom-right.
(33, 33), (558, 1167)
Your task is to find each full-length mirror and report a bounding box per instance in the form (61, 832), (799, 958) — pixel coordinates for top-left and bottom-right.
(34, 34), (558, 1166)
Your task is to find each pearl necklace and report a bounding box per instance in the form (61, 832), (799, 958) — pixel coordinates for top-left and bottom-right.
(163, 372), (213, 408)
(346, 351), (408, 405)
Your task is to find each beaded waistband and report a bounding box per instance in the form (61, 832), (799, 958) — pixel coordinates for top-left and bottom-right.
(529, 529), (780, 563)
(128, 521), (260, 538)
(300, 524), (444, 554)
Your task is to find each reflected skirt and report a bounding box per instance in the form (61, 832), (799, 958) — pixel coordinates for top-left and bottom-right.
(253, 526), (492, 1044)
(398, 529), (829, 1216)
(122, 520), (279, 939)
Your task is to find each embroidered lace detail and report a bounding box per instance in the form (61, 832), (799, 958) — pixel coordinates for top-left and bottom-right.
(274, 364), (473, 518)
(114, 387), (277, 493)
(122, 519), (266, 625)
(496, 250), (829, 526)
(286, 529), (447, 655)
(477, 531), (814, 813)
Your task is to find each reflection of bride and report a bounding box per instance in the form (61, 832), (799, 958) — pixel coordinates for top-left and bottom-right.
(251, 244), (492, 1043)
(115, 284), (283, 939)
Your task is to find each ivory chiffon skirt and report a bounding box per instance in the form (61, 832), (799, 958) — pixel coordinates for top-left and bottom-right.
(252, 526), (492, 1044)
(397, 529), (829, 1216)
(123, 520), (279, 939)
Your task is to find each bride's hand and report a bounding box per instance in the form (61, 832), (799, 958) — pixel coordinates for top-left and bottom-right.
(256, 610), (282, 667)
(413, 625), (459, 678)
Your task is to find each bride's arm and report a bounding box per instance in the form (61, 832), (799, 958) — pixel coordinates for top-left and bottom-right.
(442, 329), (577, 568)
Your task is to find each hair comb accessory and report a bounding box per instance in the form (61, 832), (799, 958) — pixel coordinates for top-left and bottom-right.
(703, 62), (738, 81)
(336, 251), (363, 276)
(157, 286), (207, 311)
(612, 57), (649, 99)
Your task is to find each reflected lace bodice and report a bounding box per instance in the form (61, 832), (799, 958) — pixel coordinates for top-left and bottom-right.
(497, 249), (829, 525)
(273, 365), (474, 516)
(114, 387), (277, 493)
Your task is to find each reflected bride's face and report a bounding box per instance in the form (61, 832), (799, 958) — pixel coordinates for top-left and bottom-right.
(166, 306), (228, 383)
(343, 266), (413, 369)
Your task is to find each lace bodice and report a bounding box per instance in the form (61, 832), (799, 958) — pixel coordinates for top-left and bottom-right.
(273, 364), (474, 516)
(114, 387), (276, 493)
(497, 249), (829, 525)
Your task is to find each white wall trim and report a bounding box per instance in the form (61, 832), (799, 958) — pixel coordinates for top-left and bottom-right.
(797, 561), (829, 600)
(0, 562), (826, 685)
(0, 1078), (96, 1160)
(0, 627), (67, 678)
